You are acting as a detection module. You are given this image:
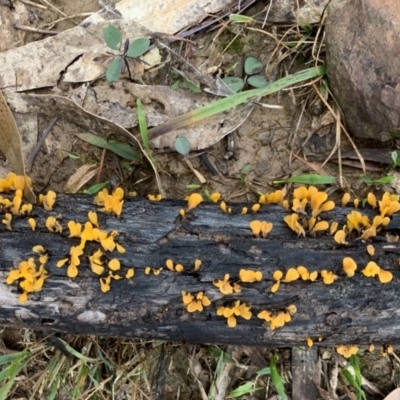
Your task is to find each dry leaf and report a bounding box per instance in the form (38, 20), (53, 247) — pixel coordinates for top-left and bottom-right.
(0, 90), (35, 203)
(64, 164), (99, 193)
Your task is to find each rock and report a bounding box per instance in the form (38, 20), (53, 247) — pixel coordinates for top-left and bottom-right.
(326, 0), (400, 141)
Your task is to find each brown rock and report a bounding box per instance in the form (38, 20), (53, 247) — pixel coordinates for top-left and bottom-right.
(326, 0), (400, 140)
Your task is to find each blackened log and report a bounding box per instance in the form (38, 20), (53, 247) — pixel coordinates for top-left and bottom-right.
(1, 194), (400, 347)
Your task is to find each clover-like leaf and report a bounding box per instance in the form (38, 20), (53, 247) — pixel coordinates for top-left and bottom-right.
(174, 137), (191, 156)
(103, 25), (122, 50)
(248, 75), (268, 88)
(244, 57), (263, 75)
(106, 56), (122, 82)
(127, 37), (150, 58)
(222, 76), (244, 93)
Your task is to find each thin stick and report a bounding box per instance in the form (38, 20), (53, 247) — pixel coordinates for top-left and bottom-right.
(13, 24), (60, 35)
(20, 0), (47, 9)
(26, 116), (59, 169)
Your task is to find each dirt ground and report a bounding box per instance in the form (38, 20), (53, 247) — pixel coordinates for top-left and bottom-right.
(1, 0), (400, 399)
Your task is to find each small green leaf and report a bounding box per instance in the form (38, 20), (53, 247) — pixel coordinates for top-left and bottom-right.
(182, 77), (202, 93)
(248, 75), (268, 88)
(76, 133), (140, 161)
(127, 37), (150, 58)
(391, 151), (399, 165)
(270, 354), (287, 400)
(103, 25), (122, 50)
(106, 140), (140, 161)
(77, 133), (108, 148)
(228, 382), (259, 398)
(171, 80), (180, 90)
(229, 14), (254, 23)
(241, 163), (252, 174)
(84, 181), (109, 195)
(186, 184), (202, 190)
(244, 57), (263, 75)
(361, 174), (393, 184)
(273, 174), (336, 185)
(66, 152), (80, 159)
(256, 367), (271, 376)
(174, 137), (191, 156)
(222, 76), (244, 93)
(106, 56), (122, 82)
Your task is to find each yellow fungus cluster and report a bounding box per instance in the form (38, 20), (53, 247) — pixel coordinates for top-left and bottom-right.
(0, 175), (33, 219)
(94, 187), (124, 216)
(147, 194), (162, 202)
(249, 220), (273, 238)
(6, 246), (49, 304)
(284, 186), (334, 237)
(271, 266), (317, 293)
(166, 259), (184, 272)
(336, 344), (358, 358)
(182, 291), (211, 312)
(259, 190), (284, 205)
(320, 270), (338, 285)
(213, 274), (242, 295)
(39, 190), (56, 211)
(239, 269), (262, 283)
(145, 267), (163, 275)
(258, 305), (297, 330)
(220, 201), (231, 214)
(217, 301), (252, 327)
(361, 261), (392, 283)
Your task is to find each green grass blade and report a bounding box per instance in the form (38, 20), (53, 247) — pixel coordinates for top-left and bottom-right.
(270, 354), (287, 400)
(272, 174), (336, 185)
(148, 65), (326, 139)
(0, 351), (31, 400)
(136, 99), (155, 163)
(273, 174), (336, 185)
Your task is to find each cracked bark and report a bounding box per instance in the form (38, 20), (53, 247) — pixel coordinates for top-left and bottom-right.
(1, 194), (400, 346)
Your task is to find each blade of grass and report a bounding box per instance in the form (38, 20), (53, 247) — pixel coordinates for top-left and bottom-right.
(148, 65), (326, 139)
(136, 99), (155, 164)
(273, 174), (336, 185)
(270, 354), (287, 400)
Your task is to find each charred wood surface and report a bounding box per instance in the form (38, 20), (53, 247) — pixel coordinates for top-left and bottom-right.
(1, 195), (400, 346)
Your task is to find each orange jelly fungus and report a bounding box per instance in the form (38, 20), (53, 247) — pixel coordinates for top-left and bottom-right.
(241, 207), (248, 215)
(182, 291), (211, 313)
(6, 257), (49, 304)
(187, 193), (202, 211)
(220, 201), (231, 214)
(258, 305), (296, 330)
(2, 213), (12, 230)
(367, 192), (377, 208)
(147, 194), (162, 202)
(126, 268), (135, 279)
(213, 274), (241, 295)
(367, 244), (375, 257)
(321, 270), (338, 285)
(259, 190), (284, 205)
(342, 193), (351, 207)
(249, 220), (273, 238)
(193, 259), (202, 272)
(336, 345), (358, 358)
(334, 229), (348, 245)
(94, 187), (124, 216)
(296, 266), (318, 281)
(28, 218), (36, 231)
(284, 213), (305, 237)
(271, 270), (283, 293)
(210, 192), (221, 203)
(379, 192), (400, 217)
(282, 268), (300, 283)
(46, 216), (62, 233)
(307, 338), (313, 347)
(217, 301), (252, 327)
(252, 203), (260, 213)
(239, 269), (263, 283)
(342, 257), (357, 278)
